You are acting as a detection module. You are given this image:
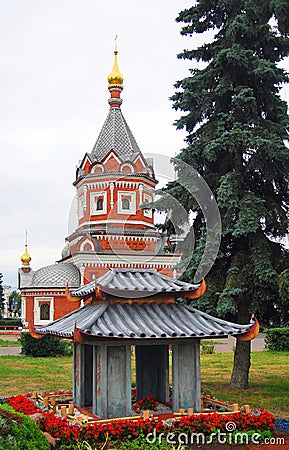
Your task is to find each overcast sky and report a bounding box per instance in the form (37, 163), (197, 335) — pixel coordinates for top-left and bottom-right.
(0, 0), (197, 287)
(1, 1), (288, 288)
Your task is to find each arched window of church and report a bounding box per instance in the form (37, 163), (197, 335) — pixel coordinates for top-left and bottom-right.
(122, 198), (130, 210)
(40, 303), (50, 321)
(96, 197), (103, 210)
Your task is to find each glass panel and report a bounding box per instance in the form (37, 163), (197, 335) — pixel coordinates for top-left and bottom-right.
(122, 198), (130, 210)
(40, 303), (50, 320)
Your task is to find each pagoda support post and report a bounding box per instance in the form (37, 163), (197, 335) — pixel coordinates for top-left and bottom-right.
(172, 340), (201, 411)
(83, 345), (93, 407)
(73, 343), (93, 408)
(93, 343), (107, 418)
(136, 345), (169, 403)
(107, 345), (131, 418)
(93, 344), (131, 418)
(73, 343), (85, 407)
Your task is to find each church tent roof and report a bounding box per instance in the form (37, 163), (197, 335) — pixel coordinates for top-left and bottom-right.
(92, 108), (141, 162)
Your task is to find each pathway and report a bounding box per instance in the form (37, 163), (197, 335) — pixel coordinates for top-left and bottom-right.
(213, 333), (265, 352)
(0, 334), (265, 356)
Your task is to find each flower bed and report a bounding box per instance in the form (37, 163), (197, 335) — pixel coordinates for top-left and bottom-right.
(0, 331), (20, 335)
(1, 393), (276, 449)
(132, 392), (158, 413)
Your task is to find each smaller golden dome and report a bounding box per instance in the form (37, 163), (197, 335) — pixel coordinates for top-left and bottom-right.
(21, 244), (31, 266)
(107, 50), (124, 88)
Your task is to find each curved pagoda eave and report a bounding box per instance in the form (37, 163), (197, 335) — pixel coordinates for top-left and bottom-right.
(33, 300), (253, 341)
(66, 268), (204, 300)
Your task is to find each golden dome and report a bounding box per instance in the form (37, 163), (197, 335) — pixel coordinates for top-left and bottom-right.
(107, 50), (124, 88)
(21, 244), (31, 266)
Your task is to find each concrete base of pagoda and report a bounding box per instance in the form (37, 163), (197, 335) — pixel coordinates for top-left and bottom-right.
(73, 340), (201, 419)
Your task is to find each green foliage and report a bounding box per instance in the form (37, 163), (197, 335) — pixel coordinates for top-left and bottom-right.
(0, 404), (49, 450)
(232, 429), (272, 444)
(8, 291), (21, 316)
(0, 338), (20, 347)
(20, 332), (72, 357)
(152, 0), (289, 389)
(0, 274), (5, 318)
(264, 328), (289, 351)
(116, 431), (173, 449)
(232, 194), (266, 237)
(279, 269), (289, 315)
(155, 0), (289, 331)
(0, 318), (22, 326)
(201, 340), (215, 354)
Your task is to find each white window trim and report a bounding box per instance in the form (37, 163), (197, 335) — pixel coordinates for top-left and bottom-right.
(143, 193), (153, 218)
(21, 296), (26, 322)
(91, 164), (104, 173)
(120, 163), (134, 173)
(117, 191), (136, 215)
(78, 195), (84, 219)
(34, 297), (54, 326)
(90, 191), (107, 215)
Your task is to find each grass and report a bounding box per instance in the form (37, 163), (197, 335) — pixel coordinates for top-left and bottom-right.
(0, 351), (288, 418)
(201, 351), (289, 418)
(0, 356), (72, 397)
(0, 338), (20, 347)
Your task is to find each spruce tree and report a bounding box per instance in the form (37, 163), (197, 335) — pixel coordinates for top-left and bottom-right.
(163, 0), (289, 388)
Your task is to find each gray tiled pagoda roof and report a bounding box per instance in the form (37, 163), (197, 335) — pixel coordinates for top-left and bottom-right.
(34, 300), (252, 340)
(31, 263), (80, 288)
(92, 108), (141, 162)
(70, 269), (200, 298)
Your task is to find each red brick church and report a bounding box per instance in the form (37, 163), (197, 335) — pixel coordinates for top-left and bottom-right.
(19, 48), (180, 328)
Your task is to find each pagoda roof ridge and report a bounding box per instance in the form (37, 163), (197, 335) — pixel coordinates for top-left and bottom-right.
(69, 268), (201, 298)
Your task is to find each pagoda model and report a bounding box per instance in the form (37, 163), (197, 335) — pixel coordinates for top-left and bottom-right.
(32, 268), (258, 419)
(19, 46), (179, 328)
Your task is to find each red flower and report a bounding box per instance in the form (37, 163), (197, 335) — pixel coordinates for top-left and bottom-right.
(4, 392), (275, 447)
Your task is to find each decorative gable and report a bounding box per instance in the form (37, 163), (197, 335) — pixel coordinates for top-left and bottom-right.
(102, 150), (122, 171)
(76, 153), (93, 179)
(79, 238), (95, 252)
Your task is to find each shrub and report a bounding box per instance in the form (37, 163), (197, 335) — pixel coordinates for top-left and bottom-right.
(201, 340), (215, 354)
(20, 332), (72, 357)
(0, 318), (22, 327)
(264, 328), (289, 351)
(0, 404), (49, 450)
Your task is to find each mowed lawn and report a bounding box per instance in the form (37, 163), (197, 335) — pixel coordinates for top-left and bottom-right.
(0, 351), (288, 418)
(200, 351), (289, 419)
